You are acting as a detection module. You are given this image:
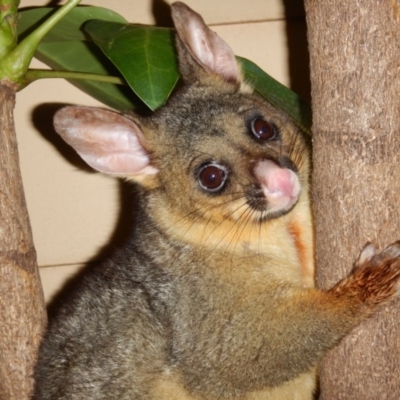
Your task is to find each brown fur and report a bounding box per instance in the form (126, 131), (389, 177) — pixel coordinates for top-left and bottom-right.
(330, 242), (400, 306)
(33, 3), (400, 399)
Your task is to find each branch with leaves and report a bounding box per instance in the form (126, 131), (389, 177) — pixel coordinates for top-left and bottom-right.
(0, 0), (311, 132)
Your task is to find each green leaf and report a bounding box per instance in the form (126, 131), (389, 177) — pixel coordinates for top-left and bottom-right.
(18, 9), (311, 132)
(18, 6), (127, 42)
(238, 57), (312, 135)
(34, 41), (139, 111)
(86, 20), (310, 131)
(85, 20), (179, 112)
(18, 7), (140, 111)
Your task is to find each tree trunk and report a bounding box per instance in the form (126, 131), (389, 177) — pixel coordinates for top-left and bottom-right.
(0, 81), (47, 399)
(304, 1), (400, 398)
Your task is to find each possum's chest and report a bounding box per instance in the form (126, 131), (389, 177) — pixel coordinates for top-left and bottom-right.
(149, 368), (316, 400)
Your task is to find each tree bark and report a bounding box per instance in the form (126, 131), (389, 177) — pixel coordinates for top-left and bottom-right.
(304, 1), (400, 399)
(0, 81), (47, 399)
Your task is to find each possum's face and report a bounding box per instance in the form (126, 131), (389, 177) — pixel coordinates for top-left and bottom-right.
(52, 1), (310, 245)
(146, 86), (310, 226)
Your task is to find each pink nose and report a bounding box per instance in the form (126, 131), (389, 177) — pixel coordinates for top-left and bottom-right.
(253, 160), (300, 211)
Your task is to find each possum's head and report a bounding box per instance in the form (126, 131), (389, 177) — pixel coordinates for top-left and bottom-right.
(54, 2), (310, 239)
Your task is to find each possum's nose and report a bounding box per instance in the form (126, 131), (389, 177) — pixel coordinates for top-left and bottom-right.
(253, 160), (300, 212)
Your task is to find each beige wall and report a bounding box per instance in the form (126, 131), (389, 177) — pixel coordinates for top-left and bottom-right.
(17, 0), (308, 302)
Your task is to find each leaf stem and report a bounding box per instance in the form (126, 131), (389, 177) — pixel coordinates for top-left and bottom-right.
(0, 0), (19, 59)
(0, 0), (81, 84)
(21, 68), (125, 89)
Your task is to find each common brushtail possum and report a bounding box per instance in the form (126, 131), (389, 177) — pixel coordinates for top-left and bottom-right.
(33, 2), (400, 399)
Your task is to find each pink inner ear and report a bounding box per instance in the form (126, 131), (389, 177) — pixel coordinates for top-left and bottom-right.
(76, 123), (158, 176)
(172, 2), (240, 83)
(54, 107), (158, 177)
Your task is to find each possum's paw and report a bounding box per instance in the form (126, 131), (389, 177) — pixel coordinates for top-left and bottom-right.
(330, 241), (400, 307)
(355, 241), (400, 270)
(354, 242), (377, 267)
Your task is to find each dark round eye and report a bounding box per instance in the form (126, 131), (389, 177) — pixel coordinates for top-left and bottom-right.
(251, 117), (276, 141)
(198, 164), (227, 192)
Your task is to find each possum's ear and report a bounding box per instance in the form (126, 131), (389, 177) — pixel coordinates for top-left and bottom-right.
(53, 106), (158, 177)
(171, 2), (241, 84)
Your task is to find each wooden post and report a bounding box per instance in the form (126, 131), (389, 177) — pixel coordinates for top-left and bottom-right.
(305, 1), (400, 398)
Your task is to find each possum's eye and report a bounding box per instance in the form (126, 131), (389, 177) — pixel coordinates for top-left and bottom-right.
(198, 163), (228, 192)
(251, 117), (277, 141)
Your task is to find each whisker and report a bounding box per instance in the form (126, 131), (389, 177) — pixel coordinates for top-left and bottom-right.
(198, 199), (250, 257)
(161, 190), (247, 237)
(225, 204), (255, 264)
(162, 194), (252, 275)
